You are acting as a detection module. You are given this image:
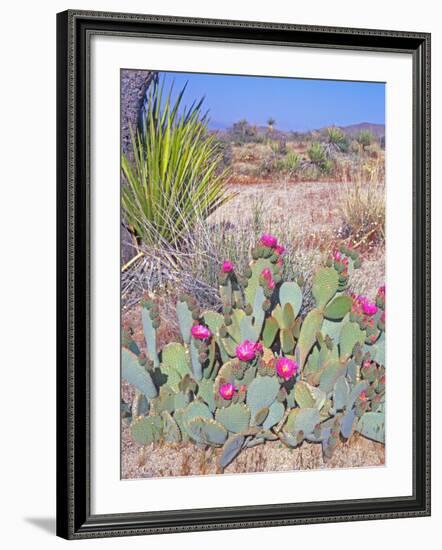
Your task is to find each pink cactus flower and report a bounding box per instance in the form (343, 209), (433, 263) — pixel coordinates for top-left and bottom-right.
(221, 260), (234, 273)
(333, 251), (342, 261)
(254, 342), (264, 355)
(275, 244), (285, 256)
(236, 340), (260, 362)
(359, 390), (367, 401)
(380, 311), (386, 323)
(239, 384), (247, 393)
(275, 357), (298, 380)
(260, 233), (278, 248)
(362, 300), (378, 316)
(219, 383), (235, 400)
(261, 267), (275, 289)
(191, 324), (211, 340)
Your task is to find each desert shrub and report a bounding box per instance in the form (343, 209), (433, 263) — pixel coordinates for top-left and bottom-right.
(121, 82), (232, 246)
(357, 130), (374, 149)
(215, 139), (233, 173)
(320, 158), (334, 175)
(231, 119), (259, 144)
(122, 238), (385, 471)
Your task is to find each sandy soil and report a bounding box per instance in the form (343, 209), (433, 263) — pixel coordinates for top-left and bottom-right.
(211, 181), (343, 236)
(121, 422), (384, 479)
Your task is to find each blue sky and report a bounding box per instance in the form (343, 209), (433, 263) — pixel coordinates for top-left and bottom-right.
(157, 71), (385, 132)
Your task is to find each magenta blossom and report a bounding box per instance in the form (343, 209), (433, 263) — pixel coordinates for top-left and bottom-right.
(352, 294), (377, 316)
(275, 357), (298, 380)
(236, 340), (261, 362)
(219, 383), (235, 400)
(254, 342), (264, 355)
(191, 324), (211, 340)
(221, 260), (234, 273)
(261, 267), (275, 289)
(260, 233), (278, 248)
(275, 244), (285, 256)
(362, 300), (378, 316)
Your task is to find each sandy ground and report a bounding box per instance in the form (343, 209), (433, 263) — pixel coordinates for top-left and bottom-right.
(121, 422), (384, 479)
(211, 181), (343, 237)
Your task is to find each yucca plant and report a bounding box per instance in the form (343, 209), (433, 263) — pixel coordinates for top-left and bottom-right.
(121, 81), (232, 247)
(325, 126), (349, 154)
(267, 117), (276, 133)
(307, 141), (327, 165)
(274, 150), (300, 175)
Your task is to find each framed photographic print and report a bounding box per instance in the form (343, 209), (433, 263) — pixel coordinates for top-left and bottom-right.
(56, 10), (431, 539)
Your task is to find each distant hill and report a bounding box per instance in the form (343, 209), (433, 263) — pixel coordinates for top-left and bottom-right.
(338, 122), (385, 138)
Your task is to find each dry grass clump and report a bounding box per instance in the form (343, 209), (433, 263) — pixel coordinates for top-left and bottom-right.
(337, 159), (385, 250)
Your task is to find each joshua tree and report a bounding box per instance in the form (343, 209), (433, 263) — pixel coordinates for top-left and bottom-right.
(267, 117), (276, 133)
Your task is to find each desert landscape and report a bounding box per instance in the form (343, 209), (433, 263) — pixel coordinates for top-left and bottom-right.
(120, 71), (386, 479)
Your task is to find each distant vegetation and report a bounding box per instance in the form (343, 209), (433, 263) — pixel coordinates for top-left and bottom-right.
(213, 119), (384, 185)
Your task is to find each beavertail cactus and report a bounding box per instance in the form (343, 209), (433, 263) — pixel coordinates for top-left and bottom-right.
(122, 237), (386, 468)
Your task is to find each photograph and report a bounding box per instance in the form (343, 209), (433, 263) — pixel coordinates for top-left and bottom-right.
(120, 69), (387, 479)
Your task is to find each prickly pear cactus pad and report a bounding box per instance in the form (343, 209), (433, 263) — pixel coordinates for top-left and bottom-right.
(121, 238), (386, 477)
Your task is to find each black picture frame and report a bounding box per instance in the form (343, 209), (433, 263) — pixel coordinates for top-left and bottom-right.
(56, 9), (431, 540)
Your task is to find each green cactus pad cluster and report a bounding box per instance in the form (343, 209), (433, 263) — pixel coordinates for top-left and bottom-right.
(122, 238), (385, 471)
